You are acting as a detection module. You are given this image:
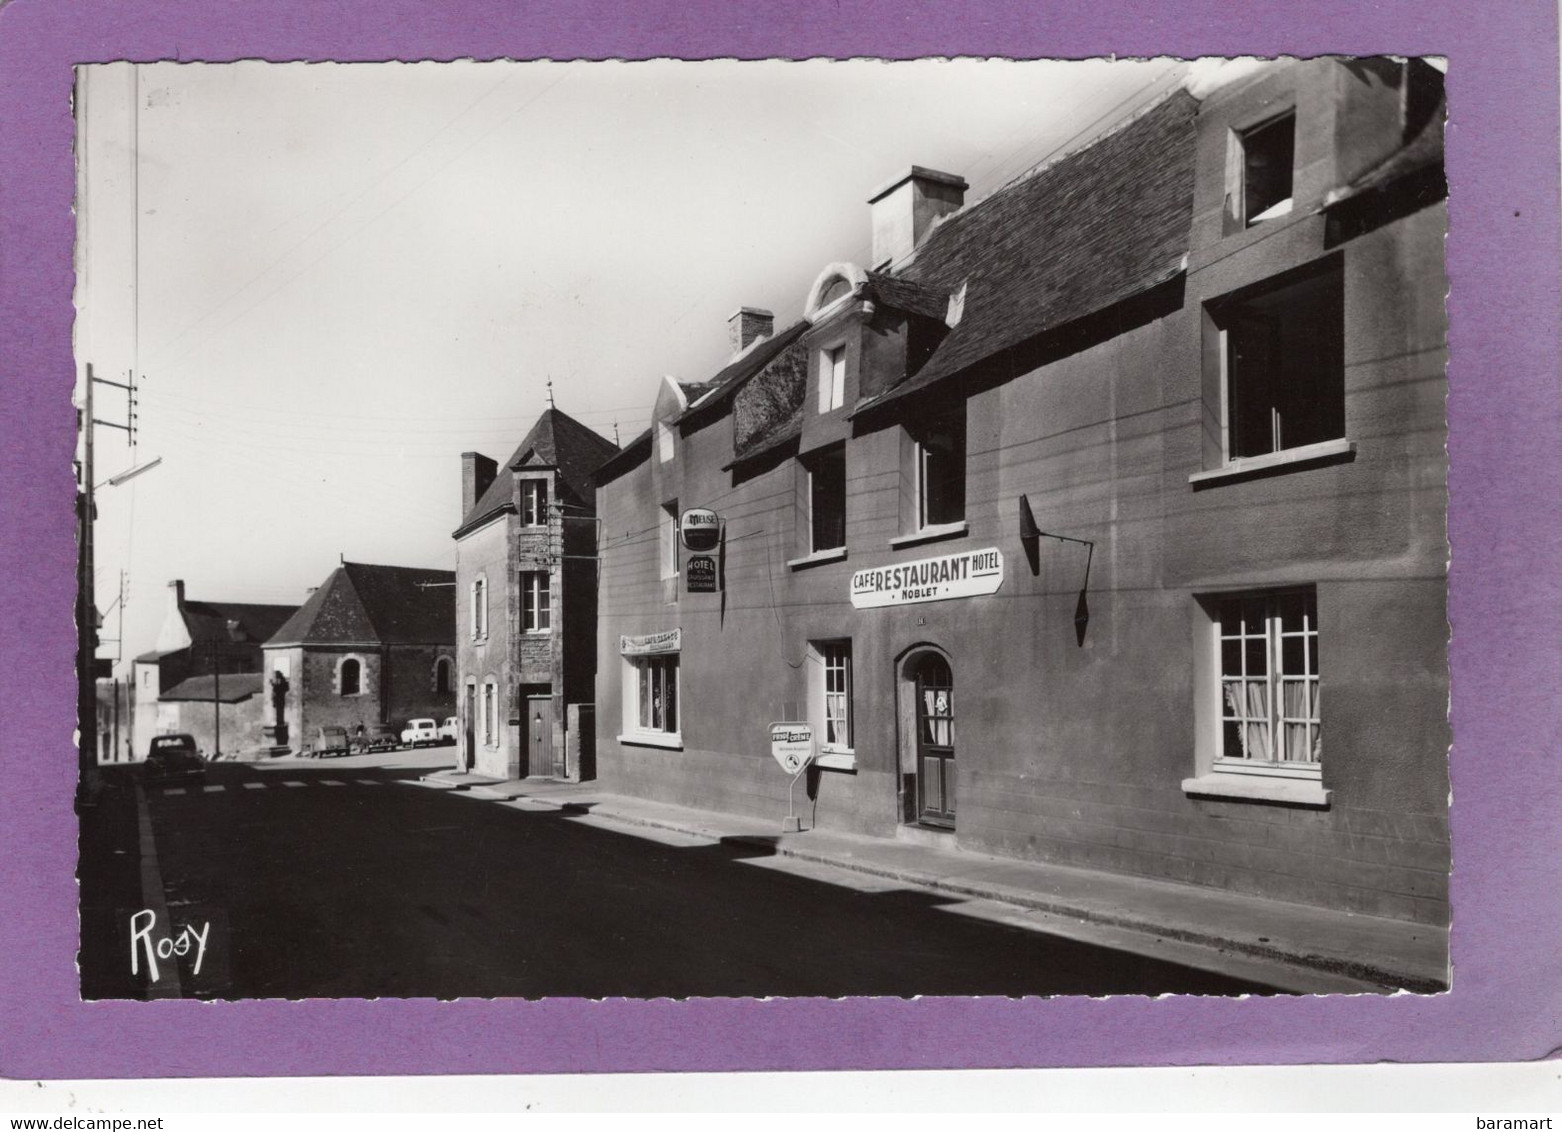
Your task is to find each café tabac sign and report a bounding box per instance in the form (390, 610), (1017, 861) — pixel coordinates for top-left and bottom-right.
(849, 546), (1004, 609)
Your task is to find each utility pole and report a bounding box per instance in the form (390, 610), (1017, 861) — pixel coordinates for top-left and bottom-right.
(212, 646), (222, 760)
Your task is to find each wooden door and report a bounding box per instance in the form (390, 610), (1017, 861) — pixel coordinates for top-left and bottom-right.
(914, 654), (955, 828)
(527, 695), (557, 779)
(463, 684), (476, 770)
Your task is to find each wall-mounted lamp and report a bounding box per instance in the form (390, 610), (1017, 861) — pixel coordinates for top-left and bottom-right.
(1018, 493), (1095, 647)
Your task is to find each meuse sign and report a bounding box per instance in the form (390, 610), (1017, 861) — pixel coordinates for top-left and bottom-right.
(680, 508), (721, 552)
(850, 546), (1004, 609)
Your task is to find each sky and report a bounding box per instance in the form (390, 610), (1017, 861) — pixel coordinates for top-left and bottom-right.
(77, 57), (1187, 673)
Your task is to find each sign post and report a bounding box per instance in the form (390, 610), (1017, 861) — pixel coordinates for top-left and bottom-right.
(768, 722), (814, 833)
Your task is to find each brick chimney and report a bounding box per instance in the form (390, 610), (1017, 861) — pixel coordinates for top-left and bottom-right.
(167, 579), (185, 615)
(868, 166), (968, 268)
(461, 451), (498, 517)
(728, 307), (774, 355)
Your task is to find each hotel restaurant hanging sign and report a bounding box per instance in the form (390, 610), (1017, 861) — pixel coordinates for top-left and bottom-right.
(620, 628), (681, 656)
(850, 546), (1004, 609)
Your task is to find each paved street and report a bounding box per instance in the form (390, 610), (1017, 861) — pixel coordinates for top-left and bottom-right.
(81, 751), (1287, 999)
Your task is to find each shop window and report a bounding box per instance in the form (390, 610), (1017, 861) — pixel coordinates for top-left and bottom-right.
(521, 570), (551, 633)
(819, 344), (847, 413)
(470, 576), (488, 640)
(625, 654), (680, 740)
(1212, 263), (1345, 461)
(810, 640), (853, 752)
(1239, 111), (1295, 226)
(520, 479), (549, 527)
(915, 410), (966, 530)
(338, 656), (362, 697)
(805, 446), (846, 554)
(1185, 588), (1327, 806)
(435, 656), (452, 695)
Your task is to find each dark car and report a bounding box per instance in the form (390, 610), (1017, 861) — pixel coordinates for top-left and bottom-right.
(142, 733), (206, 784)
(361, 724), (400, 754)
(310, 725), (351, 758)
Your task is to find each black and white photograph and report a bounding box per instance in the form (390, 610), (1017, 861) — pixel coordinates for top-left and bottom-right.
(74, 56), (1451, 1001)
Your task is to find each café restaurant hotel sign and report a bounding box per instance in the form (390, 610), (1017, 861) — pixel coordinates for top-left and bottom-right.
(850, 547), (1004, 609)
(620, 628), (681, 656)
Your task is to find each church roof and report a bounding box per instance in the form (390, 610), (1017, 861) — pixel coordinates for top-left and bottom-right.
(266, 562), (454, 647)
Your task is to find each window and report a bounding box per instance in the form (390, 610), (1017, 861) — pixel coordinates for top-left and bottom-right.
(661, 501), (680, 580)
(521, 570), (551, 633)
(470, 576), (488, 639)
(819, 344), (846, 413)
(806, 447), (846, 553)
(657, 421), (675, 463)
(1216, 590), (1320, 769)
(339, 657), (361, 697)
(482, 680), (497, 747)
(915, 411), (966, 529)
(1239, 111), (1295, 226)
(435, 656), (453, 696)
(628, 655), (679, 737)
(813, 640), (853, 751)
(1214, 263), (1345, 461)
(520, 479), (549, 526)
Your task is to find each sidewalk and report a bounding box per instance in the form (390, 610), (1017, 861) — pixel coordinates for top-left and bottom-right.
(420, 769), (1448, 993)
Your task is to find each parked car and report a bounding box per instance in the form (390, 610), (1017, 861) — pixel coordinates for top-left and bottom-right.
(142, 733), (206, 784)
(361, 723), (400, 753)
(401, 718), (439, 747)
(438, 717), (458, 745)
(310, 725), (352, 758)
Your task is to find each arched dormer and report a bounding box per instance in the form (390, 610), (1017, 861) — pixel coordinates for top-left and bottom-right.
(803, 262), (870, 324)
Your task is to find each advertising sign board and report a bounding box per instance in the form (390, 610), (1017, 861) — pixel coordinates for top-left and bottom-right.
(768, 722), (814, 775)
(680, 508), (721, 552)
(849, 546), (1004, 609)
(620, 628), (681, 656)
(686, 554), (718, 593)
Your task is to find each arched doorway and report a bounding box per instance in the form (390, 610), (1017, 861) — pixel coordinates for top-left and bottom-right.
(906, 650), (956, 828)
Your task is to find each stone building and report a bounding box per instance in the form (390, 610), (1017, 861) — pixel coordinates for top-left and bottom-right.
(261, 561), (455, 752)
(130, 579), (297, 758)
(452, 408), (619, 780)
(592, 58), (1450, 932)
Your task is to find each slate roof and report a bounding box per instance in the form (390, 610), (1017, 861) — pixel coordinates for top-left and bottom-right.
(863, 271), (951, 321)
(266, 562), (455, 647)
(180, 599), (297, 646)
(676, 321), (811, 431)
(853, 89), (1199, 416)
(456, 408), (619, 536)
(161, 673), (264, 703)
(592, 426), (652, 486)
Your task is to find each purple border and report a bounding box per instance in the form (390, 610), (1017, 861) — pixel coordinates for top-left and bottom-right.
(2, 0), (1557, 1078)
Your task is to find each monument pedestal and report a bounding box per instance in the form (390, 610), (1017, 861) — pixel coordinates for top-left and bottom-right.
(260, 724), (290, 757)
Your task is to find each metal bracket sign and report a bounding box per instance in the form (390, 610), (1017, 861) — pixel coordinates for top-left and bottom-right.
(768, 722), (814, 775)
(680, 508), (721, 552)
(686, 553), (718, 593)
(849, 546), (1004, 609)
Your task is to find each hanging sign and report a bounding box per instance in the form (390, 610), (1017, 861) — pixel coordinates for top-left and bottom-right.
(850, 546), (1004, 609)
(686, 554), (718, 593)
(768, 722), (815, 775)
(680, 508), (721, 552)
(620, 628), (681, 656)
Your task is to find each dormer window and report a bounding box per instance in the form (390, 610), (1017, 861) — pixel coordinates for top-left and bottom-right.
(819, 345), (847, 413)
(657, 421), (675, 463)
(1239, 111), (1296, 226)
(520, 479), (548, 526)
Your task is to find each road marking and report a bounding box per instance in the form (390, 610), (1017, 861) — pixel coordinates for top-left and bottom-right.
(321, 780), (346, 786)
(354, 779), (381, 786)
(282, 780), (306, 788)
(243, 782), (266, 790)
(163, 788), (185, 796)
(202, 785), (224, 793)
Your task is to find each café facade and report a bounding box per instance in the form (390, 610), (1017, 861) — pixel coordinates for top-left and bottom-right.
(592, 59), (1450, 927)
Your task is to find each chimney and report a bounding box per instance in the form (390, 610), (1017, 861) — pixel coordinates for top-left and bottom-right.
(728, 307), (774, 355)
(868, 166), (968, 269)
(461, 451), (498, 517)
(167, 579), (185, 614)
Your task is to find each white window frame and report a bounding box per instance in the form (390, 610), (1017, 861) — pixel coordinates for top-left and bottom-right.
(520, 569), (551, 634)
(809, 639), (854, 769)
(818, 343), (847, 413)
(519, 479), (549, 527)
(470, 575), (489, 641)
(1184, 588), (1330, 807)
(619, 652), (681, 748)
(661, 501), (680, 582)
(657, 421), (675, 463)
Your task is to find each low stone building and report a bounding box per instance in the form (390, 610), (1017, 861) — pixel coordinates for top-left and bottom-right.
(261, 561), (456, 753)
